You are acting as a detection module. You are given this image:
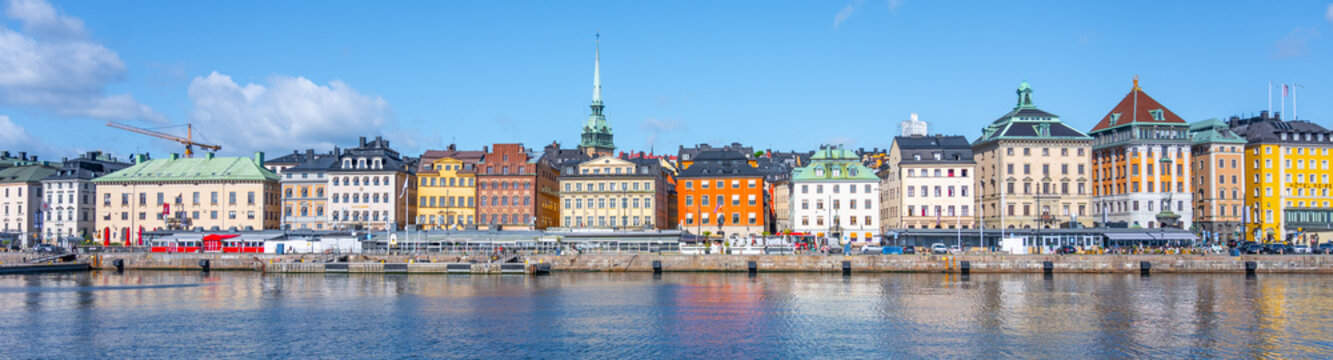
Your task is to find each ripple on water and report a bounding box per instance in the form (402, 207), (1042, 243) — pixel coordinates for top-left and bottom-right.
(0, 272), (1331, 358)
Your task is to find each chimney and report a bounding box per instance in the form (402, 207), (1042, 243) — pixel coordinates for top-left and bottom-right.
(1, 151), (8, 158)
(206, 152), (215, 159)
(359, 136), (367, 147)
(29, 155), (37, 162)
(483, 145), (489, 154)
(62, 157), (68, 163)
(333, 146), (340, 156)
(19, 152), (26, 160)
(254, 152), (265, 165)
(169, 153), (180, 160)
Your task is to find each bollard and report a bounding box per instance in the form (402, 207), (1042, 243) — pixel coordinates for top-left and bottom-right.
(652, 260), (662, 274)
(960, 261), (971, 275)
(112, 258), (125, 273)
(198, 259), (211, 272)
(747, 260), (757, 274)
(842, 260), (852, 276)
(1140, 261), (1151, 276)
(1245, 261), (1257, 275)
(1042, 261), (1053, 275)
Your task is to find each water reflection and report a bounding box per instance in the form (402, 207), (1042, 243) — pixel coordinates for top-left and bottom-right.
(0, 271), (1331, 358)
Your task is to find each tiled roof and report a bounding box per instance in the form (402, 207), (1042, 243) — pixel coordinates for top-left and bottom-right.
(1089, 88), (1187, 133)
(93, 155), (278, 183)
(1231, 115), (1333, 144)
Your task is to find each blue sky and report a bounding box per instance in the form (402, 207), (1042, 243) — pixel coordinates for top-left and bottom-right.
(2, 0), (1332, 160)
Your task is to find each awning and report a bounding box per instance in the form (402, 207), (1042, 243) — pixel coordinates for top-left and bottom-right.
(1104, 233), (1153, 241)
(1147, 232), (1199, 241)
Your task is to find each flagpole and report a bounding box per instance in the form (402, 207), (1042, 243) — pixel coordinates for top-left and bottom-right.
(1268, 81), (1272, 116)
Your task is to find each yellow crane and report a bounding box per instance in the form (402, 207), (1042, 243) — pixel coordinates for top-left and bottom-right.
(106, 121), (221, 158)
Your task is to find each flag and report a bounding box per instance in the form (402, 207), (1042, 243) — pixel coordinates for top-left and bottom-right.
(714, 203), (722, 214)
(398, 178), (410, 199)
(1283, 84), (1289, 97)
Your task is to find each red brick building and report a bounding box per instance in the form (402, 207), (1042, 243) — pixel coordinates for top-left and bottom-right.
(476, 144), (560, 229)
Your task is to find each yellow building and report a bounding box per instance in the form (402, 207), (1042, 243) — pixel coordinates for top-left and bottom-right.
(1232, 113), (1333, 244)
(415, 153), (480, 230)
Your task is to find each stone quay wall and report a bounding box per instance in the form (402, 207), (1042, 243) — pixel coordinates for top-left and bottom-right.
(3, 253), (1331, 274)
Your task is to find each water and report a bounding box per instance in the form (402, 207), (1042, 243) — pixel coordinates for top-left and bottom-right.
(1, 271), (1332, 359)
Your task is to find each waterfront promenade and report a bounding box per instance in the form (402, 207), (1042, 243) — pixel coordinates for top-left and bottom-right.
(9, 253), (1333, 274)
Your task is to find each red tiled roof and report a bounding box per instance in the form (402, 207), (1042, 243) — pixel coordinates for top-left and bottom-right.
(1089, 88), (1186, 133)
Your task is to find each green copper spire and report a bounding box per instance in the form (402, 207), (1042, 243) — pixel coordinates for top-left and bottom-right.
(579, 32), (614, 156)
(1016, 80), (1035, 109)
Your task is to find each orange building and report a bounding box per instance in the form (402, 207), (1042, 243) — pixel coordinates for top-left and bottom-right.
(1089, 79), (1193, 229)
(676, 150), (769, 239)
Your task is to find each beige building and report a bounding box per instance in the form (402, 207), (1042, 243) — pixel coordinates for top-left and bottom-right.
(93, 153), (280, 244)
(558, 156), (673, 230)
(974, 82), (1094, 230)
(1, 163), (58, 248)
(882, 134), (977, 230)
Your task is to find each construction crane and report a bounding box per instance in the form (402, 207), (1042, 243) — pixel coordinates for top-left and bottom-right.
(106, 121), (221, 158)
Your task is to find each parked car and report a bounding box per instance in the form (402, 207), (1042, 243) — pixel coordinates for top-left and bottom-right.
(34, 243), (64, 254)
(1317, 243), (1333, 254)
(1239, 243), (1264, 254)
(860, 246), (884, 255)
(902, 246), (917, 255)
(1055, 245), (1078, 255)
(930, 243), (948, 254)
(1263, 243), (1293, 255)
(949, 245), (962, 254)
(1293, 245), (1312, 254)
(882, 246), (904, 255)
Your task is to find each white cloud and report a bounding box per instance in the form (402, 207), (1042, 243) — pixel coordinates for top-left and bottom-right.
(186, 71), (398, 155)
(640, 117), (686, 150)
(5, 0), (84, 38)
(1273, 27), (1319, 58)
(888, 0), (904, 12)
(1326, 3), (1333, 23)
(0, 114), (68, 158)
(0, 0), (163, 122)
(833, 0), (865, 29)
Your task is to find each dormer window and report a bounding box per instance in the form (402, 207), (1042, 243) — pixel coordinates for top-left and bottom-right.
(815, 168), (824, 177)
(832, 168), (841, 177)
(933, 153), (942, 160)
(1149, 109), (1164, 121)
(913, 154), (921, 160)
(1109, 113), (1121, 125)
(343, 159), (352, 169)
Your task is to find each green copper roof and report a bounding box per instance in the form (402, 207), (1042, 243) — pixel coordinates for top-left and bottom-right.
(0, 165), (58, 184)
(792, 147), (878, 182)
(1189, 118), (1247, 144)
(93, 155), (278, 183)
(975, 81), (1092, 145)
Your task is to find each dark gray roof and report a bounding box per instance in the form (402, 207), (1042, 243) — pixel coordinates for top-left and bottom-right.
(678, 142), (754, 162)
(42, 151), (131, 181)
(1229, 113), (1333, 145)
(894, 135), (975, 164)
(326, 136), (414, 173)
(678, 150), (763, 178)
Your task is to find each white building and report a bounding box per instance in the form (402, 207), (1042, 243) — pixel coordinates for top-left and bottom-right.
(882, 135), (977, 230)
(0, 163), (57, 248)
(40, 152), (130, 245)
(791, 147), (880, 246)
(327, 137), (416, 231)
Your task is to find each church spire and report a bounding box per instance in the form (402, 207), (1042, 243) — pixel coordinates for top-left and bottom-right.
(579, 32), (614, 157)
(592, 32), (601, 104)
